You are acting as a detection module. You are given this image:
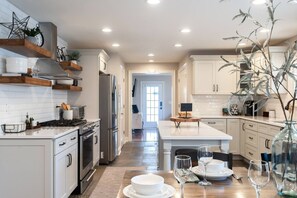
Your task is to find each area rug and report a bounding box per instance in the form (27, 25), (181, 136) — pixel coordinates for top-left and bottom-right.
(90, 166), (145, 198)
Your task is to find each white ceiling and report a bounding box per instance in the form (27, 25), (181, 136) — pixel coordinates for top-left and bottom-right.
(8, 0), (297, 63)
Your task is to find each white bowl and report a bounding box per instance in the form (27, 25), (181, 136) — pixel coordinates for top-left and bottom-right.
(131, 174), (164, 195)
(206, 159), (225, 173)
(6, 57), (28, 73)
(57, 80), (74, 85)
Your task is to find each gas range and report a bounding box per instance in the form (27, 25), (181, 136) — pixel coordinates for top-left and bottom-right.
(40, 119), (87, 127)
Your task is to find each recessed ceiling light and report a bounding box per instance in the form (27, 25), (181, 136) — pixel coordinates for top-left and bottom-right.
(238, 42), (246, 46)
(289, 0), (297, 3)
(149, 60), (154, 62)
(146, 0), (160, 5)
(112, 43), (120, 47)
(174, 43), (182, 47)
(148, 53), (154, 57)
(260, 28), (270, 33)
(252, 0), (266, 5)
(102, 28), (112, 33)
(180, 28), (191, 33)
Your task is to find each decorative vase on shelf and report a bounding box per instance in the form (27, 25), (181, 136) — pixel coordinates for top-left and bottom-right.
(271, 121), (297, 197)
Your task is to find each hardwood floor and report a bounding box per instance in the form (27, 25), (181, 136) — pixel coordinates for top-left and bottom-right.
(71, 127), (247, 197)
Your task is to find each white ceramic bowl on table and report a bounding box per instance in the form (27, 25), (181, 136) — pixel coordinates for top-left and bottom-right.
(131, 174), (164, 195)
(6, 57), (28, 73)
(206, 159), (225, 173)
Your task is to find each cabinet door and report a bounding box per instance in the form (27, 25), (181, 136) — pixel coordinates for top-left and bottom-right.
(66, 144), (78, 197)
(227, 119), (240, 154)
(93, 126), (100, 167)
(54, 143), (78, 198)
(192, 61), (215, 94)
(54, 150), (68, 198)
(240, 120), (246, 156)
(215, 61), (237, 94)
(258, 133), (273, 155)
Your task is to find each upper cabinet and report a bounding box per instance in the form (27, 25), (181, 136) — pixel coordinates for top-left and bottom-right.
(191, 55), (238, 95)
(251, 46), (288, 94)
(98, 50), (110, 74)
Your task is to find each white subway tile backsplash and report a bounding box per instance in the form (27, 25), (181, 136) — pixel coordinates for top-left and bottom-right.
(191, 95), (230, 116)
(0, 0), (70, 133)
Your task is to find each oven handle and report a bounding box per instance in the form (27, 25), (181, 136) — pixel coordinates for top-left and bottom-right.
(83, 131), (95, 140)
(86, 169), (97, 182)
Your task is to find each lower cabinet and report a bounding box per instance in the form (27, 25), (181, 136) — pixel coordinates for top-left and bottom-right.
(54, 143), (78, 198)
(226, 119), (240, 154)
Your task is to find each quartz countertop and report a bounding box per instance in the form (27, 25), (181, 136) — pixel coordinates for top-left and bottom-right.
(158, 120), (232, 140)
(200, 115), (286, 127)
(0, 126), (79, 139)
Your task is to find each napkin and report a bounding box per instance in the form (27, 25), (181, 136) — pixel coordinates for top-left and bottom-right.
(175, 169), (200, 183)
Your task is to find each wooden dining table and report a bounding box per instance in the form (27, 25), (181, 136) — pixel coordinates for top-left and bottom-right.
(116, 167), (280, 198)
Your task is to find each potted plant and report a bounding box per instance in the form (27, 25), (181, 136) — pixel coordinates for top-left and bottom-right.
(22, 25), (44, 47)
(219, 0), (297, 196)
(66, 50), (80, 64)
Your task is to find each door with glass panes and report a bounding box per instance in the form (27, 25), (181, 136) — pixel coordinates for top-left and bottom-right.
(141, 82), (164, 128)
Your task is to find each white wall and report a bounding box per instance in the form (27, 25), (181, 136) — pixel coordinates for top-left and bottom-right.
(0, 0), (68, 133)
(125, 63), (177, 141)
(132, 74), (172, 120)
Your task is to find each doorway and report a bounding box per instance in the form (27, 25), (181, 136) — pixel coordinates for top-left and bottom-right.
(141, 81), (164, 128)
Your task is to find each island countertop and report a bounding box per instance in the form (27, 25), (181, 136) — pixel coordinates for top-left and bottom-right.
(158, 120), (232, 140)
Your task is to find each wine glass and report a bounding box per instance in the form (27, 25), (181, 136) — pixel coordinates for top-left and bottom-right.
(197, 145), (213, 186)
(173, 155), (192, 198)
(248, 160), (270, 198)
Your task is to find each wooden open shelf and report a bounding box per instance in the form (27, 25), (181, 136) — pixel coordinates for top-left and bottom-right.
(0, 39), (52, 58)
(0, 76), (52, 87)
(52, 85), (82, 91)
(59, 61), (82, 71)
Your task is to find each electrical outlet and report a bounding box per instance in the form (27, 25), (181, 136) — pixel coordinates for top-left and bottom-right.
(100, 152), (104, 159)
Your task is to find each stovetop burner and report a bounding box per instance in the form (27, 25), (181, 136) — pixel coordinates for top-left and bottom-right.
(40, 119), (87, 127)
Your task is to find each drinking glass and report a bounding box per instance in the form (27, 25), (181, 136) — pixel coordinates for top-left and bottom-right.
(197, 145), (213, 186)
(248, 160), (270, 198)
(173, 155), (192, 198)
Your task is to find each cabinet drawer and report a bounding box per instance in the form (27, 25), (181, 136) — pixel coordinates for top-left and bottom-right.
(54, 130), (78, 155)
(257, 123), (268, 134)
(245, 130), (258, 147)
(245, 145), (258, 161)
(270, 126), (282, 136)
(201, 119), (226, 133)
(245, 121), (258, 131)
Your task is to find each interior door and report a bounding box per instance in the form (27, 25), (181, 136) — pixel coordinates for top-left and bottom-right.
(141, 82), (163, 128)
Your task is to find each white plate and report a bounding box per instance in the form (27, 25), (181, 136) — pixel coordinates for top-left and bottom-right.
(191, 166), (233, 181)
(123, 184), (175, 198)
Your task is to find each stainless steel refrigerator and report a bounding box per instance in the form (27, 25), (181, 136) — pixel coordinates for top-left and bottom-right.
(99, 74), (118, 164)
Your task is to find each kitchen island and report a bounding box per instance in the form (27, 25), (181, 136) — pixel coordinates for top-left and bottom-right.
(158, 120), (232, 171)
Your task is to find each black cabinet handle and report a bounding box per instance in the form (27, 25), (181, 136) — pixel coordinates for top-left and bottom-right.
(71, 137), (76, 141)
(66, 154), (71, 167)
(59, 142), (66, 147)
(249, 124), (253, 127)
(249, 137), (253, 140)
(242, 123), (245, 131)
(266, 139), (270, 149)
(249, 152), (253, 156)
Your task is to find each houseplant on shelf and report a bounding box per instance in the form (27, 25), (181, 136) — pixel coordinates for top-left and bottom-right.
(22, 25), (44, 47)
(66, 50), (80, 64)
(219, 0), (297, 196)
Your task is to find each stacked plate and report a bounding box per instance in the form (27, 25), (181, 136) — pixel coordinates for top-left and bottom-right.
(191, 159), (233, 181)
(123, 174), (175, 198)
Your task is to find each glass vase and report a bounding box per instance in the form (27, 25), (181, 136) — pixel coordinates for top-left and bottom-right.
(271, 121), (297, 197)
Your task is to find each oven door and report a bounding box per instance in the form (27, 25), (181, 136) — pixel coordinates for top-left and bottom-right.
(80, 130), (95, 180)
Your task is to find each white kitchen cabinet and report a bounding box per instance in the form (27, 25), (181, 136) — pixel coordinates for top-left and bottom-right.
(201, 118), (227, 133)
(93, 121), (100, 167)
(226, 119), (240, 154)
(54, 131), (78, 198)
(0, 140), (53, 198)
(98, 50), (110, 74)
(191, 55), (237, 95)
(252, 46), (287, 94)
(54, 143), (78, 198)
(240, 120), (246, 156)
